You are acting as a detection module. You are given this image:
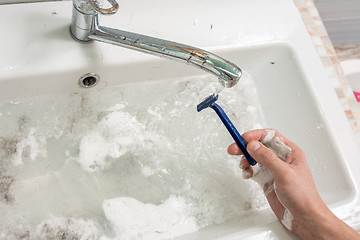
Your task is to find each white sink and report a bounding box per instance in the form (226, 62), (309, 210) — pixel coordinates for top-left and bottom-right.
(0, 1), (359, 239)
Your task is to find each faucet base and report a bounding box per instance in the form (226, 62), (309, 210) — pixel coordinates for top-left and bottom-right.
(70, 3), (95, 42)
(69, 27), (94, 43)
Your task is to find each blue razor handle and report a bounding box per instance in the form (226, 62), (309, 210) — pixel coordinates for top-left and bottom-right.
(197, 94), (257, 166)
(211, 103), (257, 165)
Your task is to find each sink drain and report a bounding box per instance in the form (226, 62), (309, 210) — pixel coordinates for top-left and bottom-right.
(78, 73), (100, 88)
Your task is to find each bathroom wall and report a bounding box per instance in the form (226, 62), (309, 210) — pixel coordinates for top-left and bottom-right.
(1, 0), (358, 46)
(314, 0), (360, 46)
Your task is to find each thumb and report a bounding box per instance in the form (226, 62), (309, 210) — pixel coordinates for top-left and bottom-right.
(247, 140), (288, 177)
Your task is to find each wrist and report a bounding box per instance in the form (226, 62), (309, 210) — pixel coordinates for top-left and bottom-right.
(294, 202), (359, 240)
(292, 199), (336, 239)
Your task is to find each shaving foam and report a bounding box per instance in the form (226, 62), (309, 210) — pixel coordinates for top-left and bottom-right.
(281, 208), (294, 231)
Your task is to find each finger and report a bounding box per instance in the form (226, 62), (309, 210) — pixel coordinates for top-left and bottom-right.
(227, 142), (242, 155)
(240, 157), (253, 179)
(242, 170), (253, 179)
(242, 129), (298, 151)
(228, 143), (253, 179)
(286, 147), (306, 166)
(240, 157), (250, 170)
(247, 140), (288, 178)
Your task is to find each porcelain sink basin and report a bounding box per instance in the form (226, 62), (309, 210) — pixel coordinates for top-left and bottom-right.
(0, 1), (358, 239)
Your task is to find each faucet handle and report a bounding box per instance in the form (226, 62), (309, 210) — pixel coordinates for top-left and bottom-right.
(89, 0), (119, 15)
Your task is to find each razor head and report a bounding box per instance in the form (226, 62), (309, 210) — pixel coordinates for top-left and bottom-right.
(197, 94), (219, 112)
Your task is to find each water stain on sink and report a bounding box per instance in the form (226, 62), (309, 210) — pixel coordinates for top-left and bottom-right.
(0, 137), (17, 204)
(0, 137), (18, 160)
(0, 174), (15, 204)
(18, 115), (30, 132)
(39, 221), (81, 240)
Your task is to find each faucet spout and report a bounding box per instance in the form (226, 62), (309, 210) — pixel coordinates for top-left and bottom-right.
(70, 0), (241, 87)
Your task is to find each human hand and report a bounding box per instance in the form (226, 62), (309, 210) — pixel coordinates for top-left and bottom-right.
(228, 129), (360, 239)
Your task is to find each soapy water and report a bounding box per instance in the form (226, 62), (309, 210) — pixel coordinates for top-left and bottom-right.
(0, 73), (268, 239)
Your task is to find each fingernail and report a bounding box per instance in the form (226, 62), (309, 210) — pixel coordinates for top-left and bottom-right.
(248, 141), (260, 153)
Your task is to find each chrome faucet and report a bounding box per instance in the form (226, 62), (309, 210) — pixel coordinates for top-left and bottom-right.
(70, 0), (241, 87)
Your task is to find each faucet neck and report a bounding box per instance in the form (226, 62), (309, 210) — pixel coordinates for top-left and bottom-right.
(69, 0), (242, 87)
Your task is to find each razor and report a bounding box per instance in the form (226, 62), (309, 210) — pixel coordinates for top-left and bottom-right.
(197, 94), (257, 166)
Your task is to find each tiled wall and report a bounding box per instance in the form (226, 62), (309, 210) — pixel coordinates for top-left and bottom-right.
(314, 0), (360, 46)
(294, 0), (360, 134)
